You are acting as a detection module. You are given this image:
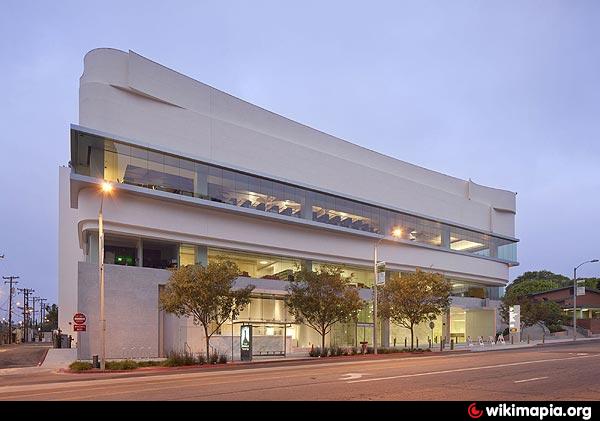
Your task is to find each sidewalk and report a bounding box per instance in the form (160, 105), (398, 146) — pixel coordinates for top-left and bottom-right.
(41, 348), (77, 368)
(465, 335), (600, 352)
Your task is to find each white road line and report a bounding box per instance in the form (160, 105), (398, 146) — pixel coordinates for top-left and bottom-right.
(347, 353), (600, 384)
(514, 376), (548, 383)
(339, 373), (365, 381)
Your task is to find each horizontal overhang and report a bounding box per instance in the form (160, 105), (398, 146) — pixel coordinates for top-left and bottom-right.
(70, 172), (518, 269)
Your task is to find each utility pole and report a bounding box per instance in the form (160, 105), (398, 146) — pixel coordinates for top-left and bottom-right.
(17, 288), (34, 342)
(3, 276), (19, 344)
(32, 297), (41, 339)
(39, 298), (47, 330)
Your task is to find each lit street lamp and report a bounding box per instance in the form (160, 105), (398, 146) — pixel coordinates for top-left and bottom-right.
(99, 181), (113, 370)
(373, 227), (402, 354)
(573, 259), (598, 340)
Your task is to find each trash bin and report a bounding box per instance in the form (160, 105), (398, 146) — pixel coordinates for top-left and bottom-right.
(60, 334), (70, 348)
(360, 341), (368, 354)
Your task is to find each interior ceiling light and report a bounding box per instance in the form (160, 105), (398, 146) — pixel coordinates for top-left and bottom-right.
(451, 240), (483, 251)
(259, 260), (269, 265)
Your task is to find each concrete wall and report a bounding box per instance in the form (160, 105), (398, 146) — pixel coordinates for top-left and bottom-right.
(76, 262), (168, 359)
(78, 48), (516, 237)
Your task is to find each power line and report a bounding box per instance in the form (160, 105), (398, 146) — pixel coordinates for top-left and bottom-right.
(3, 276), (19, 344)
(17, 287), (33, 343)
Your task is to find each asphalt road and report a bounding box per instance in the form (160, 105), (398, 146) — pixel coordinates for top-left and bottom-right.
(0, 343), (50, 369)
(1, 340), (599, 400)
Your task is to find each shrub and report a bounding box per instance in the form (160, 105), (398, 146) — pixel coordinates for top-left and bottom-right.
(350, 346), (358, 355)
(106, 359), (138, 370)
(309, 346), (320, 357)
(137, 360), (162, 368)
(366, 346), (374, 354)
(209, 351), (219, 364)
(218, 354), (228, 364)
(548, 324), (565, 333)
(197, 353), (206, 364)
(320, 347), (329, 358)
(336, 346), (344, 356)
(69, 361), (93, 371)
(164, 350), (197, 366)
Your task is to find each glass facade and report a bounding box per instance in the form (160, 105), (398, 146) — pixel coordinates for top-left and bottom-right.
(72, 128), (518, 264)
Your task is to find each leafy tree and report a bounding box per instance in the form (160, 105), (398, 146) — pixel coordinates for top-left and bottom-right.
(286, 265), (364, 350)
(505, 279), (560, 299)
(160, 260), (254, 358)
(507, 270), (567, 291)
(577, 278), (600, 290)
(500, 278), (566, 330)
(43, 304), (58, 331)
(378, 269), (451, 350)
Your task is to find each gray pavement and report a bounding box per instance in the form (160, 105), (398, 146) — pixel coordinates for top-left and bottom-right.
(0, 339), (599, 400)
(0, 343), (51, 369)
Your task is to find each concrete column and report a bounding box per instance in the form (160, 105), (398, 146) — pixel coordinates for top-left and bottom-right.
(137, 238), (143, 267)
(489, 242), (498, 258)
(301, 191), (313, 220)
(441, 225), (451, 248)
(443, 308), (451, 344)
(381, 318), (390, 348)
(88, 232), (99, 264)
(194, 165), (209, 199)
(89, 146), (104, 179)
(196, 245), (208, 266)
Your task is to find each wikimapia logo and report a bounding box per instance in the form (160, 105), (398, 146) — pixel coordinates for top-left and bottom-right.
(467, 402), (592, 420)
(468, 403), (483, 419)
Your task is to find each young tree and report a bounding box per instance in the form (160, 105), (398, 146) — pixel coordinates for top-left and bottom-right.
(378, 269), (451, 350)
(286, 265), (364, 350)
(160, 260), (254, 358)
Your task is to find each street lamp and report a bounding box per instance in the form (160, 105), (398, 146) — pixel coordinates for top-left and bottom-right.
(573, 259), (598, 341)
(99, 181), (113, 370)
(373, 227), (402, 355)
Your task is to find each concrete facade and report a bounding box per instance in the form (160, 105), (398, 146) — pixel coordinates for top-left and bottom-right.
(60, 49), (518, 359)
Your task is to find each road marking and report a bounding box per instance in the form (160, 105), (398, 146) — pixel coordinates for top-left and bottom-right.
(576, 353), (588, 356)
(0, 352), (473, 395)
(339, 373), (365, 381)
(347, 353), (600, 384)
(514, 376), (548, 383)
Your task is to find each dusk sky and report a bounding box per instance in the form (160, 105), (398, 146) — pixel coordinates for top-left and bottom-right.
(1, 1), (599, 308)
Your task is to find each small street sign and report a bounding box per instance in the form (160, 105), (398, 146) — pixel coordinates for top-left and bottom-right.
(73, 313), (86, 325)
(376, 261), (386, 285)
(577, 286), (586, 296)
(74, 324), (86, 332)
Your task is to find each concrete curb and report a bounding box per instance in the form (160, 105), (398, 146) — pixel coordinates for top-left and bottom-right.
(60, 349), (468, 375)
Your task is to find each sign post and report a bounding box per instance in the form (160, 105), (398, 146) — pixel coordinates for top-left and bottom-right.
(240, 324), (252, 361)
(509, 305), (521, 343)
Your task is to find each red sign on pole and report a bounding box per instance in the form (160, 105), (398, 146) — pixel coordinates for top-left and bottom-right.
(74, 324), (86, 332)
(73, 313), (87, 325)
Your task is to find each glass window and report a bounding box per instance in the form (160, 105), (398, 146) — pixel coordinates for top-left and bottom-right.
(179, 244), (196, 267)
(70, 129), (518, 264)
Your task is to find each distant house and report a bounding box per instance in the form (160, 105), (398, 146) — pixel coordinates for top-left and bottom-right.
(530, 286), (600, 333)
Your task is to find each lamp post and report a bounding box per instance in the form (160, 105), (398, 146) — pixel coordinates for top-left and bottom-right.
(99, 181), (113, 370)
(573, 259), (598, 341)
(373, 227), (402, 355)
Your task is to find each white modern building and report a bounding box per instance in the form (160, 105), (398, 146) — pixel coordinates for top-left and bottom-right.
(59, 48), (518, 360)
